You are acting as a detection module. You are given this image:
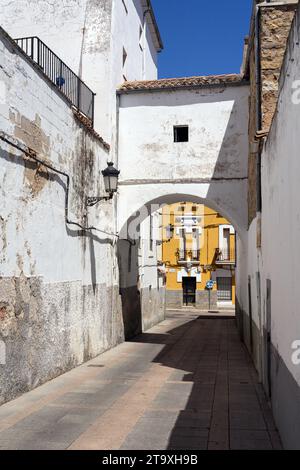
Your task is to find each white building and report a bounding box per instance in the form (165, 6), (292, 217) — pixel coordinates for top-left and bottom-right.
(0, 0), (164, 404)
(0, 0), (162, 142)
(245, 3), (300, 449)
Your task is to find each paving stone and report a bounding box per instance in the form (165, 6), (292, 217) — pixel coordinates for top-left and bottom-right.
(0, 439), (69, 450)
(0, 312), (282, 451)
(120, 435), (169, 450)
(230, 430), (272, 450)
(53, 382), (130, 408)
(167, 436), (208, 450)
(208, 441), (229, 450)
(171, 427), (209, 438)
(230, 411), (267, 430)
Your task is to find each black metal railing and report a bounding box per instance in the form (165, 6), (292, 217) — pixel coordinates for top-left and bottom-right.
(15, 37), (95, 125)
(215, 248), (235, 263)
(177, 249), (200, 262)
(191, 249), (200, 261)
(178, 249), (186, 261)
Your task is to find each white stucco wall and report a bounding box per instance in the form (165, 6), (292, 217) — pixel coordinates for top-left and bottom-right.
(138, 211), (165, 329)
(0, 28), (124, 404)
(244, 218), (263, 374)
(117, 84), (250, 235)
(0, 31), (116, 285)
(118, 208), (165, 336)
(0, 0), (159, 142)
(257, 5), (300, 449)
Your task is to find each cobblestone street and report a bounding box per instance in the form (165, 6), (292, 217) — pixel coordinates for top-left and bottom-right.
(0, 311), (281, 450)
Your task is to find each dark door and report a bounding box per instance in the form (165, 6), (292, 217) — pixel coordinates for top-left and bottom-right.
(182, 277), (196, 306)
(217, 277), (232, 301)
(248, 276), (253, 354)
(265, 279), (272, 398)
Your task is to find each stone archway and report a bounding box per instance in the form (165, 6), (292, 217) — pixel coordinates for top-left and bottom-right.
(117, 193), (246, 340)
(116, 77), (249, 339)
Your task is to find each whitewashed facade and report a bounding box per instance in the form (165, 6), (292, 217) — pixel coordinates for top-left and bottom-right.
(0, 0), (163, 403)
(0, 0), (161, 141)
(245, 5), (300, 448)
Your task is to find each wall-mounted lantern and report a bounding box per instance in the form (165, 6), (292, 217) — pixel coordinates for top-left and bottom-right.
(87, 162), (120, 207)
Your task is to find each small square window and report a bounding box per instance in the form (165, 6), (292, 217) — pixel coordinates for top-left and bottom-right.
(174, 126), (189, 143)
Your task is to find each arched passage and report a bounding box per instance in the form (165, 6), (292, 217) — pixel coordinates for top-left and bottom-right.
(118, 189), (247, 241)
(117, 192), (247, 340)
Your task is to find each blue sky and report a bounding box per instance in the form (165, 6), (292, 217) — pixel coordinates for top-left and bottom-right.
(151, 0), (253, 78)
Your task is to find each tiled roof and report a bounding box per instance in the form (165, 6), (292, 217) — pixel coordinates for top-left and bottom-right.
(118, 74), (245, 92)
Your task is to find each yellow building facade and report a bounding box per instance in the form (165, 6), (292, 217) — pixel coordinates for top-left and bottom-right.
(162, 202), (236, 309)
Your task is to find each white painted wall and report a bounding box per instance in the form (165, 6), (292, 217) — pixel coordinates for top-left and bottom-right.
(0, 28), (124, 403)
(257, 5), (300, 448)
(0, 33), (116, 285)
(245, 218), (263, 373)
(0, 0), (159, 142)
(243, 5), (300, 449)
(117, 84), (250, 235)
(138, 210), (165, 330)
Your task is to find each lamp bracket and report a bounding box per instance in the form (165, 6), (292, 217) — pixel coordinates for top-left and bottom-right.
(86, 195), (113, 207)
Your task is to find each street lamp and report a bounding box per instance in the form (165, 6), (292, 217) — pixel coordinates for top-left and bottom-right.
(87, 162), (120, 207)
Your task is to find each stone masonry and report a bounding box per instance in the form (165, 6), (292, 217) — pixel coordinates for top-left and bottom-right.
(247, 2), (297, 226)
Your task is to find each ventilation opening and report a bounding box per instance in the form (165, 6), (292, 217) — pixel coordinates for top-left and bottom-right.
(174, 126), (189, 142)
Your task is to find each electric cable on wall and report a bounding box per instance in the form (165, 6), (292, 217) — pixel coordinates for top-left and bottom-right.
(0, 131), (119, 240)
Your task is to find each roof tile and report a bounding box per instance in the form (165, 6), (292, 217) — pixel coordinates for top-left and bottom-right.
(118, 74), (245, 92)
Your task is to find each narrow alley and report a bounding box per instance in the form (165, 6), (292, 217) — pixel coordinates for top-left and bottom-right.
(0, 311), (281, 451)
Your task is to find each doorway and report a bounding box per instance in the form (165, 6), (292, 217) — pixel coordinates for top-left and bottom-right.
(217, 277), (232, 301)
(248, 276), (253, 354)
(182, 277), (196, 306)
(265, 279), (272, 398)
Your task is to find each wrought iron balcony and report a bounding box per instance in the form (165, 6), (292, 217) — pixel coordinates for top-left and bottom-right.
(177, 249), (200, 264)
(215, 248), (236, 265)
(15, 37), (95, 126)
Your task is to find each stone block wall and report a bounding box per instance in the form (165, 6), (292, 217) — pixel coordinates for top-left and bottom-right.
(260, 4), (297, 130)
(247, 2), (297, 226)
(166, 290), (218, 310)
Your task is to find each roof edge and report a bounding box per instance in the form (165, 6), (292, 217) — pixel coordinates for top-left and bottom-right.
(117, 74), (249, 94)
(144, 0), (164, 51)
